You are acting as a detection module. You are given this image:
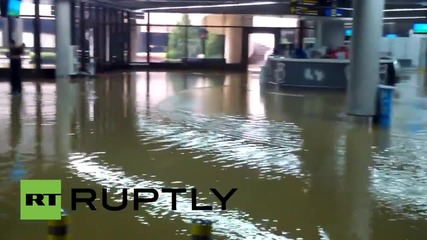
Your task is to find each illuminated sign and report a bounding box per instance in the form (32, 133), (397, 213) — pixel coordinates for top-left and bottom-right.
(7, 0), (21, 17)
(413, 23), (427, 34)
(289, 0), (344, 17)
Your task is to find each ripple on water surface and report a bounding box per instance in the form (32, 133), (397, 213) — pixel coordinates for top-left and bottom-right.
(136, 109), (304, 180)
(68, 152), (292, 240)
(132, 105), (427, 220)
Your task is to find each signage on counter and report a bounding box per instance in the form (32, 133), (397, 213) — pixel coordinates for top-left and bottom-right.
(274, 63), (286, 83)
(304, 68), (325, 82)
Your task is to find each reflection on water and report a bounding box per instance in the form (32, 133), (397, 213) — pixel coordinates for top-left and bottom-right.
(0, 72), (427, 239)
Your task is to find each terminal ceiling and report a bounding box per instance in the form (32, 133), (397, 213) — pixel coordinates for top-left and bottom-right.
(91, 0), (427, 15)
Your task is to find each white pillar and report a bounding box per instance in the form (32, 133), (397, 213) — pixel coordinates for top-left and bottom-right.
(130, 25), (140, 62)
(2, 18), (8, 46)
(13, 18), (23, 45)
(224, 15), (245, 64)
(55, 0), (72, 78)
(347, 0), (385, 116)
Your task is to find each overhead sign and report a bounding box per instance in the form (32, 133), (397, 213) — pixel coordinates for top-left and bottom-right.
(289, 0), (345, 17)
(413, 23), (427, 34)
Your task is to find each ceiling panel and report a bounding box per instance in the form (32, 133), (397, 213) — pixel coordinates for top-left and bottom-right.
(90, 0), (427, 15)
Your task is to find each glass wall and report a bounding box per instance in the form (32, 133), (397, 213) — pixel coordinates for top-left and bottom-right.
(0, 0), (57, 70)
(0, 0), (131, 73)
(39, 1), (55, 69)
(82, 2), (130, 70)
(21, 0), (35, 69)
(0, 18), (9, 68)
(0, 2), (303, 71)
(130, 25), (148, 62)
(69, 1), (132, 70)
(130, 13), (299, 65)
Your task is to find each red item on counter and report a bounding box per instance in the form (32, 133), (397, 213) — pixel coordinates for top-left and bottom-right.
(327, 47), (349, 59)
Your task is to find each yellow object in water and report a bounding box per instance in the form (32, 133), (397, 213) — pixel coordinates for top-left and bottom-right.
(47, 210), (70, 240)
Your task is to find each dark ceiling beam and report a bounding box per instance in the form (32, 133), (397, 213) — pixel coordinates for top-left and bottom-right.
(386, 0), (427, 4)
(90, 0), (287, 10)
(128, 2), (244, 8)
(111, 0), (274, 6)
(90, 0), (134, 11)
(87, 0), (427, 16)
(119, 0), (238, 2)
(384, 10), (427, 18)
(141, 3), (290, 14)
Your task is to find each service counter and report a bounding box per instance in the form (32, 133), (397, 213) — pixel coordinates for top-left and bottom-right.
(262, 56), (396, 89)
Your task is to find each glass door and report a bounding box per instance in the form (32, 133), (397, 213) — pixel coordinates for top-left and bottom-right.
(243, 27), (280, 72)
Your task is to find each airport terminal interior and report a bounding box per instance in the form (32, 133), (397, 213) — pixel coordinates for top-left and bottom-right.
(1, 0), (427, 239)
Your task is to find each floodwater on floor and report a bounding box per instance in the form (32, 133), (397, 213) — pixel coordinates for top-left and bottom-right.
(0, 71), (427, 240)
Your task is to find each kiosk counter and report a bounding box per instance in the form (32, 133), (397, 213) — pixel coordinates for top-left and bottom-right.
(262, 56), (397, 89)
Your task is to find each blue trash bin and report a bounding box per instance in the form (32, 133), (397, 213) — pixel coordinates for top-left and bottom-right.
(375, 84), (395, 127)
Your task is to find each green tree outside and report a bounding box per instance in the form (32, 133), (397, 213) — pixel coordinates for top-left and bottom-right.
(206, 33), (225, 58)
(166, 14), (225, 60)
(166, 14), (197, 60)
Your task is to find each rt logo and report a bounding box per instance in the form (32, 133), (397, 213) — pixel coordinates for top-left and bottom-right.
(20, 180), (62, 220)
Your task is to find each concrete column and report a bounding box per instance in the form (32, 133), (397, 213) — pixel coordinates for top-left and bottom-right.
(2, 18), (8, 46)
(130, 25), (140, 62)
(203, 14), (251, 63)
(13, 18), (23, 45)
(224, 15), (245, 64)
(55, 0), (72, 78)
(347, 0), (385, 116)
